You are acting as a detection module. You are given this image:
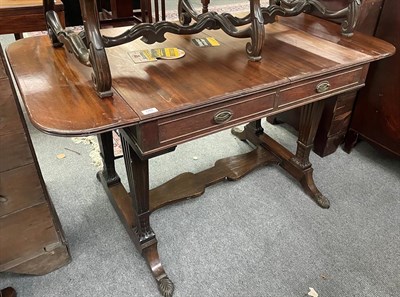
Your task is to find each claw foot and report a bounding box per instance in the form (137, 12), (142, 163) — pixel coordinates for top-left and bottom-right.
(314, 192), (330, 209)
(158, 277), (174, 297)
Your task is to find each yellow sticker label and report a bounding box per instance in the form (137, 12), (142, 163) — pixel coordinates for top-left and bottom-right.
(143, 50), (156, 61)
(207, 37), (220, 46)
(129, 48), (185, 63)
(151, 48), (180, 58)
(192, 37), (220, 47)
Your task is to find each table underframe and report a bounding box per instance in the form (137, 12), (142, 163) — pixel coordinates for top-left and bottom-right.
(96, 100), (328, 297)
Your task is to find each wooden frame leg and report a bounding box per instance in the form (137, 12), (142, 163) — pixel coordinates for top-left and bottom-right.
(291, 101), (325, 169)
(201, 0), (210, 13)
(97, 132), (120, 186)
(232, 101), (330, 208)
(290, 101), (330, 208)
(120, 135), (174, 297)
(343, 129), (359, 154)
(97, 130), (174, 296)
(14, 33), (23, 40)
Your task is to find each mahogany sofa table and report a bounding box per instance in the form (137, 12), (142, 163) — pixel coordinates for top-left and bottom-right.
(6, 14), (395, 297)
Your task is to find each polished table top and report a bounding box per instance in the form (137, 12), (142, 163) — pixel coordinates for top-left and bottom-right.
(6, 14), (395, 136)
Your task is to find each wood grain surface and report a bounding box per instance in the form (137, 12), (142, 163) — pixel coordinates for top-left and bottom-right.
(0, 0), (64, 34)
(6, 37), (140, 136)
(6, 14), (395, 136)
(0, 0), (62, 9)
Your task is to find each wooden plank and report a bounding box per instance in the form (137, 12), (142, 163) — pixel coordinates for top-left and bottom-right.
(7, 245), (70, 275)
(0, 203), (61, 270)
(0, 0), (63, 10)
(0, 131), (33, 172)
(0, 62), (6, 79)
(0, 12), (64, 33)
(0, 77), (24, 135)
(0, 164), (46, 217)
(0, 0), (64, 34)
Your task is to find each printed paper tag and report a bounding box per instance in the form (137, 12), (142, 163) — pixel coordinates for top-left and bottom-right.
(192, 37), (220, 47)
(141, 107), (159, 115)
(129, 48), (185, 63)
(129, 50), (157, 63)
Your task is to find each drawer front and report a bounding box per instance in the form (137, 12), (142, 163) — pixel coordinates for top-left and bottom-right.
(0, 164), (45, 217)
(335, 91), (358, 115)
(0, 78), (24, 135)
(327, 91), (358, 136)
(278, 67), (364, 108)
(0, 132), (33, 172)
(158, 92), (275, 144)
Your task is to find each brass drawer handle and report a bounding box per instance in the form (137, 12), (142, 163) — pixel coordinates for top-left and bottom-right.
(316, 81), (331, 93)
(214, 110), (233, 124)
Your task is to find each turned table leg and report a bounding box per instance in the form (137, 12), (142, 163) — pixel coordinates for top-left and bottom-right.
(201, 0), (210, 13)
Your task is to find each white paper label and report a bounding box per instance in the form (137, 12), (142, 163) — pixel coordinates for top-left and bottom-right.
(141, 107), (159, 115)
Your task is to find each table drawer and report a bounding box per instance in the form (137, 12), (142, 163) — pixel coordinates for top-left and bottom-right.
(158, 91), (275, 144)
(278, 67), (364, 108)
